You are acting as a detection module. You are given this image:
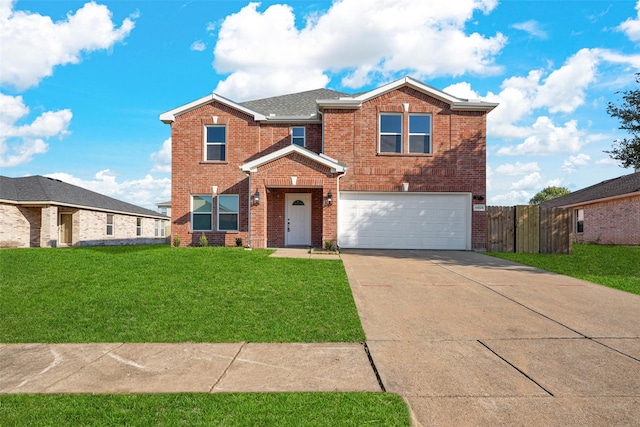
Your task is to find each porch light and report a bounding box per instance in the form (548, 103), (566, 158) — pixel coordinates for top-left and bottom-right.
(253, 189), (260, 205)
(473, 195), (485, 201)
(327, 191), (333, 206)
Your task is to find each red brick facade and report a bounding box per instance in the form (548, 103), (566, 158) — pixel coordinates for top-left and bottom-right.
(165, 78), (493, 249)
(572, 195), (640, 245)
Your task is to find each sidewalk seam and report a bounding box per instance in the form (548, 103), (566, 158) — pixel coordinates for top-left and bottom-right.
(209, 341), (247, 393)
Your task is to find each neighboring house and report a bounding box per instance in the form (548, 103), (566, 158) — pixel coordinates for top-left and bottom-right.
(160, 76), (497, 250)
(156, 200), (172, 238)
(541, 171), (640, 245)
(0, 175), (170, 248)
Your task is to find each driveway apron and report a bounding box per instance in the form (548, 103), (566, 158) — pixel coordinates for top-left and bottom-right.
(340, 249), (640, 426)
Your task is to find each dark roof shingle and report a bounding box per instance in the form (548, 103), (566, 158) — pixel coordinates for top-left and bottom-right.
(541, 171), (640, 208)
(240, 88), (346, 117)
(0, 175), (167, 218)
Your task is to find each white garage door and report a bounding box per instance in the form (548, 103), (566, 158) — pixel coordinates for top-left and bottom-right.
(338, 192), (471, 250)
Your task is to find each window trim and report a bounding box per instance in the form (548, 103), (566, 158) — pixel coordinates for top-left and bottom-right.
(136, 218), (142, 236)
(379, 113), (403, 154)
(217, 194), (239, 232)
(155, 219), (165, 238)
(408, 113), (432, 154)
(575, 208), (584, 234)
(291, 126), (306, 147)
(191, 194), (213, 232)
(204, 125), (226, 162)
(106, 214), (114, 236)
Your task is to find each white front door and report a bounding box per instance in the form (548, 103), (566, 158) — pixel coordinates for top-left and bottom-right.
(285, 193), (311, 246)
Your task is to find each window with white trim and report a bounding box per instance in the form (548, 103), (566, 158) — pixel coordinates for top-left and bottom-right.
(292, 126), (305, 147)
(205, 125), (226, 161)
(106, 214), (114, 236)
(136, 218), (142, 236)
(192, 195), (213, 231)
(379, 114), (402, 153)
(217, 195), (239, 231)
(575, 208), (584, 233)
(408, 114), (432, 154)
(155, 220), (165, 237)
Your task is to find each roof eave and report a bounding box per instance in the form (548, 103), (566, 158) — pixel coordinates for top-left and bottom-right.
(240, 145), (346, 174)
(550, 191), (640, 208)
(159, 93), (267, 124)
(0, 199), (169, 219)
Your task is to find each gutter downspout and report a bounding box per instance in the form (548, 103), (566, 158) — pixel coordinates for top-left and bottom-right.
(243, 171), (252, 249)
(336, 168), (347, 249)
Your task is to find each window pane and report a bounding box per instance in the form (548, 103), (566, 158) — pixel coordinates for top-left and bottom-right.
(380, 135), (402, 153)
(409, 115), (431, 133)
(219, 214), (238, 231)
(292, 127), (305, 137)
(409, 135), (431, 153)
(193, 195), (212, 213)
(218, 195), (238, 213)
(193, 214), (212, 231)
(292, 137), (305, 147)
(206, 144), (225, 161)
(380, 115), (401, 133)
(206, 126), (226, 142)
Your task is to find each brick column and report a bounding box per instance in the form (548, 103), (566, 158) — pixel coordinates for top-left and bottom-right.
(40, 205), (58, 248)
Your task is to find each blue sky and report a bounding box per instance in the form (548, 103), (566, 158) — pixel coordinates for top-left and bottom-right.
(2, 0), (640, 209)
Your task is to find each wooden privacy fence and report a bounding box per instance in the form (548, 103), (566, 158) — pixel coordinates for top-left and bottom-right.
(487, 205), (572, 254)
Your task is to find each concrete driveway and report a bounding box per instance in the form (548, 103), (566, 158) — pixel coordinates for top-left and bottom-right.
(340, 249), (640, 426)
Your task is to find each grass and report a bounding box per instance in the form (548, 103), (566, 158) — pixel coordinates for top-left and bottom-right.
(0, 393), (411, 426)
(488, 244), (640, 295)
(0, 245), (365, 343)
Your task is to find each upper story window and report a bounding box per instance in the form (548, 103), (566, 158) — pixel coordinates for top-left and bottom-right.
(218, 195), (239, 232)
(106, 214), (114, 236)
(292, 127), (305, 147)
(409, 114), (432, 154)
(192, 195), (213, 231)
(379, 114), (402, 153)
(159, 206), (167, 215)
(205, 125), (226, 161)
(575, 208), (584, 233)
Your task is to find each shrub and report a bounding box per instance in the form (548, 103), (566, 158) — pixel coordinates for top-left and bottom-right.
(199, 233), (208, 247)
(173, 235), (181, 247)
(235, 237), (243, 247)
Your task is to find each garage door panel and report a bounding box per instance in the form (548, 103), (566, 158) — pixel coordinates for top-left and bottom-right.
(338, 192), (471, 250)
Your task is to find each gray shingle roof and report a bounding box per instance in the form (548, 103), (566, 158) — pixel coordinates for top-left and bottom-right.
(240, 88), (346, 117)
(541, 171), (640, 208)
(0, 175), (168, 219)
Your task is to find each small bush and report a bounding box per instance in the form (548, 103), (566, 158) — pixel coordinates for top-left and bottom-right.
(199, 233), (208, 247)
(235, 237), (243, 247)
(173, 235), (181, 247)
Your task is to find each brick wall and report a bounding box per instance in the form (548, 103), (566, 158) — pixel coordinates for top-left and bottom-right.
(574, 196), (640, 245)
(0, 204), (41, 248)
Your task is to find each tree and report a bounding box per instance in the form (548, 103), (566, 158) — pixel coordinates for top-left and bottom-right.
(605, 73), (640, 170)
(529, 186), (570, 205)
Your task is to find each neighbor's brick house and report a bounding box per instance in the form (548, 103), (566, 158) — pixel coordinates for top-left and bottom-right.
(542, 171), (640, 245)
(160, 77), (497, 250)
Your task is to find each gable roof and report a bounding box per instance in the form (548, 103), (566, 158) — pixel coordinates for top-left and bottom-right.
(240, 144), (346, 174)
(542, 171), (640, 208)
(159, 76), (498, 124)
(0, 175), (168, 219)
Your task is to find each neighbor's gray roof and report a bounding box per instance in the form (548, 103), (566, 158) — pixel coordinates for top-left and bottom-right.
(0, 175), (168, 219)
(542, 171), (640, 208)
(240, 88), (346, 117)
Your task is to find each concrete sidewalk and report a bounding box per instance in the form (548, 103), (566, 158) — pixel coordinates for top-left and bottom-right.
(340, 249), (640, 426)
(0, 342), (380, 394)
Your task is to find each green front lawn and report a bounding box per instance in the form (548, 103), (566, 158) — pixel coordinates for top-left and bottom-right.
(489, 244), (640, 295)
(0, 246), (365, 343)
(0, 393), (411, 426)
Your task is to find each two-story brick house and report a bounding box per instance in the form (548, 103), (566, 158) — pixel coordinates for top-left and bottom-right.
(160, 77), (497, 250)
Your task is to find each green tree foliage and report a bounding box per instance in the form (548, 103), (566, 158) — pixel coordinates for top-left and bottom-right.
(529, 186), (570, 205)
(606, 73), (640, 169)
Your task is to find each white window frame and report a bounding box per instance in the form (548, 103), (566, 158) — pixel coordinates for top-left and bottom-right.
(204, 125), (226, 161)
(291, 126), (306, 147)
(191, 195), (213, 231)
(379, 113), (403, 153)
(217, 194), (239, 232)
(408, 114), (432, 154)
(155, 220), (165, 237)
(106, 214), (114, 236)
(136, 218), (142, 236)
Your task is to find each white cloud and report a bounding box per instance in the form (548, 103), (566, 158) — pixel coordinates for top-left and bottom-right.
(512, 20), (547, 39)
(497, 117), (586, 156)
(617, 0), (640, 41)
(490, 190), (531, 206)
(511, 172), (542, 190)
(190, 40), (206, 51)
(0, 1), (135, 90)
(494, 161), (540, 176)
(149, 138), (171, 173)
(561, 153), (590, 172)
(0, 93), (72, 167)
(212, 0), (506, 100)
(45, 170), (171, 210)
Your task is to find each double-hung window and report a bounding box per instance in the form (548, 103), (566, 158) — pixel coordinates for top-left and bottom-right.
(218, 195), (239, 231)
(136, 218), (142, 236)
(192, 195), (213, 231)
(292, 127), (305, 147)
(409, 114), (432, 154)
(379, 114), (402, 153)
(575, 208), (584, 233)
(106, 214), (114, 236)
(155, 220), (165, 237)
(205, 125), (226, 161)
